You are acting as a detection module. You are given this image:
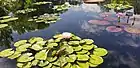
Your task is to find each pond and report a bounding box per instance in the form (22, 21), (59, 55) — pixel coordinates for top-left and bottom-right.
(0, 0), (140, 68)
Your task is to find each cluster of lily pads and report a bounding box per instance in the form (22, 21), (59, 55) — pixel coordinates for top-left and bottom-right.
(0, 16), (18, 28)
(0, 32), (108, 68)
(28, 13), (61, 24)
(53, 2), (71, 11)
(16, 8), (37, 14)
(33, 1), (52, 5)
(104, 4), (133, 10)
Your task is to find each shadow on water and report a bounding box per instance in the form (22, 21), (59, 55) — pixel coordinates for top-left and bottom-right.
(0, 0), (140, 68)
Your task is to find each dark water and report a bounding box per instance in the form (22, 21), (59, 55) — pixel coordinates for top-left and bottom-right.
(0, 0), (140, 68)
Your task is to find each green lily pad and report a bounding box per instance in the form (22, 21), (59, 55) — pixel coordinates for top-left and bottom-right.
(90, 55), (103, 65)
(0, 24), (8, 28)
(59, 56), (67, 67)
(48, 39), (54, 43)
(23, 62), (32, 68)
(0, 16), (11, 19)
(66, 54), (76, 62)
(31, 44), (43, 51)
(17, 53), (34, 62)
(55, 38), (62, 42)
(76, 50), (88, 54)
(92, 44), (98, 48)
(0, 17), (18, 23)
(89, 62), (98, 67)
(52, 59), (60, 66)
(53, 34), (62, 38)
(77, 62), (89, 68)
(8, 51), (21, 59)
(32, 60), (39, 66)
(29, 37), (43, 44)
(83, 39), (94, 44)
(82, 44), (94, 50)
(93, 48), (108, 56)
(36, 41), (46, 46)
(38, 60), (49, 67)
(47, 56), (57, 62)
(71, 36), (81, 41)
(43, 63), (52, 68)
(33, 1), (52, 5)
(47, 43), (58, 47)
(77, 55), (89, 61)
(68, 41), (79, 45)
(65, 46), (74, 54)
(71, 64), (80, 68)
(79, 40), (86, 44)
(14, 40), (27, 47)
(0, 48), (14, 57)
(35, 50), (47, 60)
(73, 46), (82, 51)
(16, 44), (31, 52)
(17, 63), (24, 68)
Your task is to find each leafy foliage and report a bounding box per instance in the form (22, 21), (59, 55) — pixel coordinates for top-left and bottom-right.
(0, 32), (108, 68)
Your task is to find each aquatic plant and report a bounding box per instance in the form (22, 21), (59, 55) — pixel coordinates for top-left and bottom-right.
(53, 2), (71, 11)
(28, 13), (61, 23)
(0, 32), (108, 68)
(88, 20), (110, 25)
(16, 8), (37, 14)
(33, 1), (52, 5)
(104, 4), (133, 11)
(0, 16), (18, 23)
(106, 26), (123, 32)
(0, 24), (8, 28)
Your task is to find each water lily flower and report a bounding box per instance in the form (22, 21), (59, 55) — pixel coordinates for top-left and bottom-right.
(116, 12), (125, 17)
(62, 32), (72, 39)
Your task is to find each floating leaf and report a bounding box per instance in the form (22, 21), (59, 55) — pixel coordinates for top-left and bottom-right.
(36, 41), (46, 46)
(93, 48), (108, 56)
(31, 44), (43, 51)
(17, 63), (24, 68)
(73, 46), (82, 51)
(68, 41), (79, 45)
(35, 50), (47, 60)
(0, 48), (14, 57)
(55, 38), (62, 42)
(29, 37), (43, 44)
(53, 34), (62, 38)
(47, 56), (57, 62)
(14, 40), (27, 47)
(77, 62), (89, 68)
(79, 40), (86, 44)
(33, 1), (52, 5)
(0, 24), (8, 28)
(82, 44), (94, 50)
(16, 44), (31, 52)
(71, 64), (80, 68)
(66, 54), (76, 62)
(8, 51), (21, 59)
(47, 43), (58, 47)
(65, 46), (74, 54)
(71, 36), (81, 41)
(0, 17), (18, 23)
(17, 53), (34, 62)
(77, 55), (89, 61)
(0, 16), (11, 19)
(43, 63), (52, 68)
(52, 59), (60, 66)
(83, 39), (94, 44)
(23, 62), (32, 68)
(38, 60), (49, 67)
(90, 55), (103, 65)
(32, 60), (39, 66)
(76, 50), (88, 54)
(59, 56), (67, 67)
(48, 39), (54, 43)
(89, 62), (98, 67)
(106, 26), (122, 32)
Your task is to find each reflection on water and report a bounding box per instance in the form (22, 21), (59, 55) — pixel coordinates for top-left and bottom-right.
(0, 0), (140, 68)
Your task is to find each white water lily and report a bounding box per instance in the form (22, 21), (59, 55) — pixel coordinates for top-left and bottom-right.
(62, 32), (72, 39)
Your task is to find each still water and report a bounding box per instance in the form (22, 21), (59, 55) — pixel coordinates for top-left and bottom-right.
(0, 0), (140, 68)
